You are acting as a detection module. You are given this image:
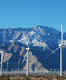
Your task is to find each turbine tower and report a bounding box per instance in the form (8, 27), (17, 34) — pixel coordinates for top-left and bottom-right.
(0, 50), (4, 76)
(26, 39), (30, 76)
(59, 24), (63, 76)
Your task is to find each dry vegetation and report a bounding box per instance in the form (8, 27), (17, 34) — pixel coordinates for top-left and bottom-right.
(0, 75), (66, 80)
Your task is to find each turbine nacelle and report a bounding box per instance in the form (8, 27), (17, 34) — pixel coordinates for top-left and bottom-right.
(26, 47), (30, 51)
(0, 50), (4, 54)
(59, 44), (62, 47)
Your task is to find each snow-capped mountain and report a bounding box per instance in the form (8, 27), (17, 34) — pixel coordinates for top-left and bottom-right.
(0, 25), (66, 72)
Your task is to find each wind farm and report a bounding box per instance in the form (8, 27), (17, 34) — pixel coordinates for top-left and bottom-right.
(0, 25), (66, 80)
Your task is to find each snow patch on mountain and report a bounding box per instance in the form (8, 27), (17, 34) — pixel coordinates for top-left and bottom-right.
(32, 39), (47, 48)
(28, 31), (36, 36)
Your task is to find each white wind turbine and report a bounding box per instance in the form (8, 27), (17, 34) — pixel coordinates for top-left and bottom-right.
(22, 34), (30, 76)
(18, 33), (30, 76)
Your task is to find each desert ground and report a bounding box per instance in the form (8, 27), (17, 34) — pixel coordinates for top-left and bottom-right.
(0, 75), (66, 80)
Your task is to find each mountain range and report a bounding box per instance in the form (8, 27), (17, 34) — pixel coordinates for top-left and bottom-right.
(0, 25), (66, 72)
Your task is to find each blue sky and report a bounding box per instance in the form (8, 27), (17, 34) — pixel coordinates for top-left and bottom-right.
(0, 0), (66, 31)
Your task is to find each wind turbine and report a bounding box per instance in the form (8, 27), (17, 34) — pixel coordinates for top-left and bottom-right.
(17, 33), (30, 76)
(18, 33), (30, 76)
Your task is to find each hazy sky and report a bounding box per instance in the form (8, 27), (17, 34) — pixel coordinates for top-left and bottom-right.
(0, 0), (66, 31)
